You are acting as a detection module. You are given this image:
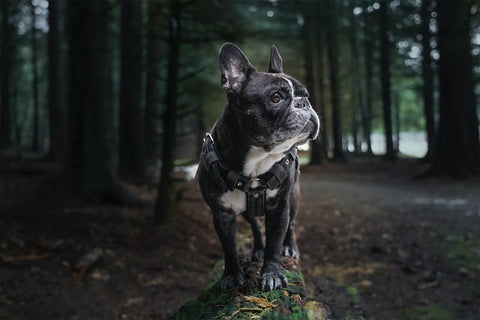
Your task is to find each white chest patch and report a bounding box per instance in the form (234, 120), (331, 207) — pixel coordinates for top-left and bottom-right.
(243, 146), (284, 177)
(220, 189), (246, 214)
(219, 142), (300, 214)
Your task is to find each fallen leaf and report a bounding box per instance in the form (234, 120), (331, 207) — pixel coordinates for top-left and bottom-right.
(144, 277), (164, 287)
(125, 297), (144, 307)
(244, 296), (277, 309)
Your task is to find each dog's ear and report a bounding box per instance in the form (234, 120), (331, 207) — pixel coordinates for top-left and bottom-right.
(219, 43), (254, 93)
(268, 45), (283, 74)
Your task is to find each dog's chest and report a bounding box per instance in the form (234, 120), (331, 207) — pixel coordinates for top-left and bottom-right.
(219, 146), (281, 214)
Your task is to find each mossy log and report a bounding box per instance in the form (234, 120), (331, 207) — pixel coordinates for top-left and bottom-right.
(175, 257), (328, 320)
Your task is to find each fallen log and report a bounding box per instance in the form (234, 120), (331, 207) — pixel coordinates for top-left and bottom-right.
(1, 252), (52, 263)
(73, 247), (103, 278)
(175, 257), (328, 320)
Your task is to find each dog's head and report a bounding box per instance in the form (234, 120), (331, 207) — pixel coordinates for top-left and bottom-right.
(219, 43), (319, 153)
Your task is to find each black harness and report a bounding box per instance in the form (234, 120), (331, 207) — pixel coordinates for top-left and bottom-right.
(201, 131), (298, 217)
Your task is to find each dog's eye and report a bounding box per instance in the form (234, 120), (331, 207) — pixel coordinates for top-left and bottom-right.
(270, 92), (282, 104)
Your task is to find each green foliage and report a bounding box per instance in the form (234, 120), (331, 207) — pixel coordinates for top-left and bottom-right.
(440, 231), (480, 276)
(345, 285), (362, 305)
(401, 305), (456, 320)
(175, 258), (311, 320)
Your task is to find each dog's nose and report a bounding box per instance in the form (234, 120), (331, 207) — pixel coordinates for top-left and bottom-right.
(294, 97), (309, 110)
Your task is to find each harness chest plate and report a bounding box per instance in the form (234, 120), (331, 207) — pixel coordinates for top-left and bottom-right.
(202, 131), (297, 217)
(247, 188), (267, 217)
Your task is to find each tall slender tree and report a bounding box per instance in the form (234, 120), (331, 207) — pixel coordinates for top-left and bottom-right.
(349, 0), (364, 154)
(47, 0), (65, 160)
(363, 9), (374, 155)
(154, 0), (181, 224)
(309, 3), (327, 165)
(325, 1), (344, 161)
(379, 0), (396, 160)
(30, 0), (40, 152)
(420, 0), (435, 161)
(66, 0), (117, 196)
(118, 0), (145, 182)
(430, 0), (480, 177)
(0, 0), (13, 148)
(144, 0), (162, 164)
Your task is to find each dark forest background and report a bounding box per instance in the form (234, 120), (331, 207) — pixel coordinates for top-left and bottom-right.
(1, 1), (480, 319)
(0, 0), (479, 222)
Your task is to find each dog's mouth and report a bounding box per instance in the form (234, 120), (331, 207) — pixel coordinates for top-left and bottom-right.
(261, 111), (320, 153)
(308, 115), (319, 140)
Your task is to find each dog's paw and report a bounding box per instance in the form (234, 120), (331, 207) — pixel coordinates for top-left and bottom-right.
(251, 248), (264, 261)
(282, 245), (300, 259)
(220, 272), (244, 290)
(261, 263), (287, 291)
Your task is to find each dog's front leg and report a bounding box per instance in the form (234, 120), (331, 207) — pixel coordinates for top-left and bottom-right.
(261, 200), (290, 291)
(213, 212), (244, 290)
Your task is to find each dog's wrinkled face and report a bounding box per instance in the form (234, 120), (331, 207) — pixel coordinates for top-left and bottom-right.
(219, 43), (319, 152)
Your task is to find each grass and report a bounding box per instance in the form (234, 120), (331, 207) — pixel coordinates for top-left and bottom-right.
(401, 305), (456, 320)
(440, 231), (480, 276)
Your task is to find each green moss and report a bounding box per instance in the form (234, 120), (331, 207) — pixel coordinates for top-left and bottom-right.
(345, 286), (362, 305)
(175, 257), (312, 320)
(440, 231), (480, 275)
(401, 305), (457, 320)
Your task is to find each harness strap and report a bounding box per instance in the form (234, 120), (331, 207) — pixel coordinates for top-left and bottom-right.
(201, 131), (298, 217)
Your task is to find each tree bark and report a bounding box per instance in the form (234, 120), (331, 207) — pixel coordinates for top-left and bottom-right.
(0, 0), (13, 148)
(420, 0), (435, 161)
(65, 0), (117, 196)
(379, 0), (396, 160)
(309, 3), (327, 165)
(144, 0), (162, 164)
(363, 25), (373, 155)
(325, 1), (344, 161)
(430, 0), (480, 177)
(349, 0), (363, 154)
(47, 0), (65, 161)
(30, 0), (40, 152)
(118, 0), (145, 183)
(175, 257), (326, 319)
(154, 0), (181, 224)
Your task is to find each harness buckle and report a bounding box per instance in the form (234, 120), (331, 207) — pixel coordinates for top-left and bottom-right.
(203, 132), (214, 144)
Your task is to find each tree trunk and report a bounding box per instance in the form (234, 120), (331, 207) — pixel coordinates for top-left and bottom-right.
(154, 0), (181, 224)
(309, 3), (327, 165)
(420, 0), (435, 161)
(30, 0), (40, 152)
(118, 0), (145, 183)
(175, 257), (327, 319)
(0, 0), (13, 148)
(47, 0), (65, 161)
(65, 0), (116, 196)
(144, 0), (162, 165)
(196, 101), (205, 156)
(325, 1), (344, 161)
(379, 0), (396, 160)
(349, 0), (363, 154)
(394, 91), (400, 152)
(303, 3), (321, 164)
(363, 27), (373, 155)
(430, 0), (480, 177)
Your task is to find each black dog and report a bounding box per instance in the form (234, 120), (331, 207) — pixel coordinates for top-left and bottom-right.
(198, 43), (319, 291)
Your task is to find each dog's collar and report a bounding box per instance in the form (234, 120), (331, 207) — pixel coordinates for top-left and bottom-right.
(201, 131), (298, 217)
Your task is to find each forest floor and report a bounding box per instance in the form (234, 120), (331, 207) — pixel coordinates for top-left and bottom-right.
(0, 157), (479, 320)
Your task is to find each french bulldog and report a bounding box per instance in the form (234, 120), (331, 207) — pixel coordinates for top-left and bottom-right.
(198, 43), (319, 291)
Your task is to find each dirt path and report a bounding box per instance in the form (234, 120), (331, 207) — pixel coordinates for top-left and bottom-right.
(298, 161), (480, 319)
(0, 159), (479, 319)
